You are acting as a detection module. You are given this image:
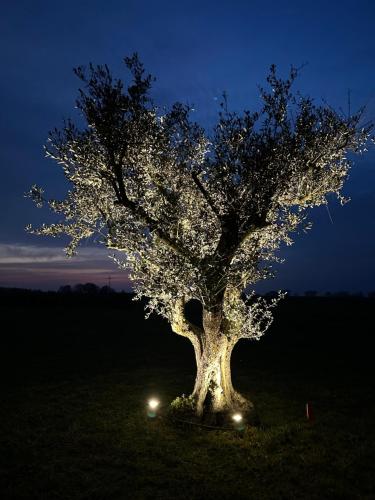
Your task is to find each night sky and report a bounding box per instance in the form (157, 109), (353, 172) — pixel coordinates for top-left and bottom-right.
(1, 0), (374, 293)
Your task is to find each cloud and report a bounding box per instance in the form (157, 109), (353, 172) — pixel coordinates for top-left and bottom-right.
(0, 243), (132, 290)
(0, 243), (111, 264)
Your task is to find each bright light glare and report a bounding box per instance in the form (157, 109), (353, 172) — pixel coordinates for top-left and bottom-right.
(232, 413), (242, 423)
(148, 398), (160, 410)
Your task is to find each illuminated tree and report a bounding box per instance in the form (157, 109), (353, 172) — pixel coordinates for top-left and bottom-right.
(27, 56), (372, 419)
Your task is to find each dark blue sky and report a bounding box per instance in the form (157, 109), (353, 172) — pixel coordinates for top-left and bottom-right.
(0, 0), (374, 292)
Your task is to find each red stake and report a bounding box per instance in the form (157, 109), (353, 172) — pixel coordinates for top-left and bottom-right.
(306, 402), (314, 421)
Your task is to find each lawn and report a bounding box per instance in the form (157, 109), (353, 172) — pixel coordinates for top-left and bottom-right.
(0, 292), (374, 499)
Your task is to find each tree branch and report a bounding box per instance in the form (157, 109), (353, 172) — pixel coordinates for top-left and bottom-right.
(111, 163), (199, 264)
(192, 172), (221, 219)
(171, 297), (203, 357)
(238, 215), (269, 247)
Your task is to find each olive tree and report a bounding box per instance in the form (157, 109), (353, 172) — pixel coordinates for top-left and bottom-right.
(27, 55), (372, 418)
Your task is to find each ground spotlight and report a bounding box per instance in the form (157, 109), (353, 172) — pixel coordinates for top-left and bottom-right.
(147, 398), (160, 418)
(231, 412), (245, 431)
(148, 398), (160, 410)
(232, 413), (242, 423)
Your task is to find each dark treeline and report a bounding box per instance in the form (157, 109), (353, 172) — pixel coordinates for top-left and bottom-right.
(58, 283), (115, 295)
(1, 285), (375, 298)
(0, 284), (118, 295)
(0, 285), (137, 310)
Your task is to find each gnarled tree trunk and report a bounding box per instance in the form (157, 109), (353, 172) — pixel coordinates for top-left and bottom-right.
(171, 298), (252, 418)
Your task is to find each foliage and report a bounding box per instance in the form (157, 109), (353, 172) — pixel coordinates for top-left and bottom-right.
(27, 55), (373, 343)
(169, 394), (196, 415)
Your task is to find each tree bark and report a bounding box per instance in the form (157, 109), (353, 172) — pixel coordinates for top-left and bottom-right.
(171, 299), (251, 418)
(192, 309), (250, 417)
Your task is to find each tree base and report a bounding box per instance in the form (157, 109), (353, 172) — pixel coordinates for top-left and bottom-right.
(169, 394), (260, 429)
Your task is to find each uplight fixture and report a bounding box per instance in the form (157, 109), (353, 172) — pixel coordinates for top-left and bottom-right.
(232, 413), (243, 423)
(148, 398), (160, 410)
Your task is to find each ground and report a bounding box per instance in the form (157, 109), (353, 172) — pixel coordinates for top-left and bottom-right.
(0, 291), (374, 499)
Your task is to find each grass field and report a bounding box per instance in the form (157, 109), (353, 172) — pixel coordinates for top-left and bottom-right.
(0, 292), (374, 499)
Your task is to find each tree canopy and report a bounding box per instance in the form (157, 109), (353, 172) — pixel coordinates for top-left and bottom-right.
(27, 55), (372, 337)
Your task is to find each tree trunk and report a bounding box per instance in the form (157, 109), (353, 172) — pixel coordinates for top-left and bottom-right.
(191, 309), (251, 417)
(171, 298), (252, 419)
